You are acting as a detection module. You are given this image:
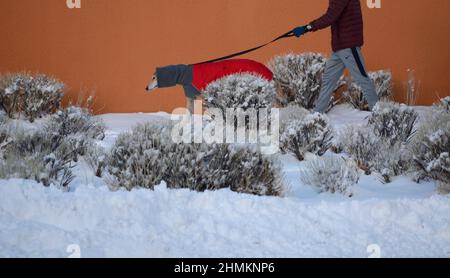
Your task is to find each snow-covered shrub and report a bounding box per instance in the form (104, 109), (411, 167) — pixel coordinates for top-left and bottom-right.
(0, 125), (11, 158)
(106, 123), (170, 190)
(0, 110), (5, 125)
(0, 74), (18, 117)
(44, 106), (105, 162)
(85, 143), (106, 178)
(0, 125), (7, 146)
(163, 143), (220, 191)
(0, 129), (75, 189)
(280, 112), (333, 161)
(339, 125), (380, 174)
(368, 101), (418, 145)
(438, 96), (450, 114)
(164, 143), (283, 196)
(106, 121), (283, 196)
(0, 111), (7, 154)
(268, 53), (329, 109)
(340, 125), (411, 182)
(411, 98), (450, 185)
(0, 73), (64, 122)
(344, 70), (393, 111)
(279, 104), (310, 131)
(413, 122), (450, 184)
(413, 99), (450, 147)
(203, 73), (276, 112)
(438, 181), (450, 195)
(301, 156), (359, 197)
(228, 146), (283, 196)
(46, 106), (105, 140)
(372, 141), (412, 183)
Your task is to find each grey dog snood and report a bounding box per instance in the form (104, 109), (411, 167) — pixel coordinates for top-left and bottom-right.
(155, 65), (200, 98)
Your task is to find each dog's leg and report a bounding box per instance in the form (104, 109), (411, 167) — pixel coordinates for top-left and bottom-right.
(186, 97), (194, 114)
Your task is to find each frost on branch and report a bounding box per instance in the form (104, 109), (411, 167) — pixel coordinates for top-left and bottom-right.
(44, 106), (106, 162)
(0, 110), (5, 125)
(280, 112), (333, 161)
(268, 53), (332, 109)
(368, 101), (418, 145)
(279, 104), (310, 130)
(438, 96), (450, 114)
(301, 156), (359, 197)
(339, 125), (379, 174)
(340, 125), (412, 183)
(0, 128), (75, 189)
(85, 143), (107, 178)
(106, 123), (170, 191)
(0, 72), (64, 122)
(412, 99), (449, 185)
(163, 143), (283, 196)
(0, 125), (11, 158)
(202, 73), (276, 112)
(372, 141), (411, 183)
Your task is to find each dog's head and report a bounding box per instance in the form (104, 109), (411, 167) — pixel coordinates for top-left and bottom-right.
(145, 73), (158, 92)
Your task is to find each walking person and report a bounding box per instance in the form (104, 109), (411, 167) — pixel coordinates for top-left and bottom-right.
(292, 0), (379, 113)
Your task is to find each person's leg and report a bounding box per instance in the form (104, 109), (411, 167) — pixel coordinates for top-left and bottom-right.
(314, 52), (346, 113)
(339, 47), (378, 110)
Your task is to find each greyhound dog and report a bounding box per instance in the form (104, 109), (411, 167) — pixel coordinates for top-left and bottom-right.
(145, 59), (273, 113)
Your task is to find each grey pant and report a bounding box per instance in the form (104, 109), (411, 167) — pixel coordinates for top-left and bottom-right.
(314, 47), (378, 113)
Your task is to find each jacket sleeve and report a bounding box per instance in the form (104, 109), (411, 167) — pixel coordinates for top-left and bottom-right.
(309, 0), (350, 31)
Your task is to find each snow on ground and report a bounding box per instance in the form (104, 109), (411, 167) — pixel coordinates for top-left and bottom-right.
(0, 105), (449, 258)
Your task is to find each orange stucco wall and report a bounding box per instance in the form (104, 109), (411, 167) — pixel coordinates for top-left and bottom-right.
(1, 0), (449, 113)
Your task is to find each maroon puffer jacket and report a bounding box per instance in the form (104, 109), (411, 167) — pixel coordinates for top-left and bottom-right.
(309, 0), (364, 52)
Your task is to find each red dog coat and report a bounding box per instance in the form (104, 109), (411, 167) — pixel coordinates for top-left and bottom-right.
(192, 59), (273, 92)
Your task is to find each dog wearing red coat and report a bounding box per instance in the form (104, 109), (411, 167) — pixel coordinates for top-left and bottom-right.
(145, 59), (274, 113)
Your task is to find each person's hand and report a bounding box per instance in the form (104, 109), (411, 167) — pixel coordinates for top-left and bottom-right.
(293, 25), (309, 38)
